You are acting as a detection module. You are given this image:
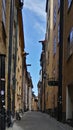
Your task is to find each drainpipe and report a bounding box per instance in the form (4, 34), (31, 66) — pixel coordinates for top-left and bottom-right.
(58, 0), (64, 121)
(7, 0), (14, 123)
(12, 8), (18, 117)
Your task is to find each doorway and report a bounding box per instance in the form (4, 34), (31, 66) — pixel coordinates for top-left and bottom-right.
(66, 85), (73, 120)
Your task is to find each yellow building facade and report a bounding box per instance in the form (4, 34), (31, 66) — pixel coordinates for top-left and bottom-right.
(45, 0), (54, 114)
(62, 0), (73, 121)
(42, 0), (60, 117)
(15, 9), (24, 112)
(0, 0), (25, 116)
(45, 0), (58, 116)
(32, 94), (38, 111)
(0, 0), (11, 111)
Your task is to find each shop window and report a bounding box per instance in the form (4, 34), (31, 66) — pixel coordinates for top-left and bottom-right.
(0, 55), (5, 108)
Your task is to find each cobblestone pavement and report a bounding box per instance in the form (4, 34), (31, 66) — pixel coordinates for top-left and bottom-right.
(6, 111), (73, 130)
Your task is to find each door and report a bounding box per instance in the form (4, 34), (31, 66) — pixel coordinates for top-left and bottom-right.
(0, 54), (5, 130)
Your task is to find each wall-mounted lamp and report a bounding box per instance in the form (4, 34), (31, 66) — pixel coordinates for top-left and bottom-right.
(39, 40), (46, 44)
(22, 52), (29, 56)
(26, 64), (31, 66)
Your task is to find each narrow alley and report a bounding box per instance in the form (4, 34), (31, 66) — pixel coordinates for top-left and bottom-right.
(7, 111), (73, 130)
(1, 0), (73, 130)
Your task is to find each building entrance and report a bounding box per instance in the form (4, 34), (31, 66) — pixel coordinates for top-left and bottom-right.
(0, 54), (5, 130)
(66, 85), (73, 120)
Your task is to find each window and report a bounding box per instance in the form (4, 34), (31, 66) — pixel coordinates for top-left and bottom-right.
(18, 56), (20, 61)
(48, 26), (50, 40)
(46, 92), (48, 101)
(2, 0), (6, 28)
(67, 28), (73, 57)
(54, 7), (56, 27)
(70, 28), (73, 42)
(58, 0), (60, 9)
(68, 0), (72, 8)
(18, 68), (20, 72)
(58, 24), (60, 43)
(46, 51), (49, 65)
(48, 52), (49, 64)
(53, 37), (56, 55)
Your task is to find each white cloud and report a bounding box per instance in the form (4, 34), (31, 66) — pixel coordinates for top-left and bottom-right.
(34, 22), (46, 34)
(24, 0), (46, 20)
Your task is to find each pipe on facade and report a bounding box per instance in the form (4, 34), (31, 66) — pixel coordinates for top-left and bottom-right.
(7, 0), (14, 124)
(58, 0), (64, 121)
(12, 8), (18, 117)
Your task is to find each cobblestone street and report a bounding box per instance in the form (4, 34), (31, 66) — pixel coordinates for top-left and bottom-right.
(6, 111), (73, 130)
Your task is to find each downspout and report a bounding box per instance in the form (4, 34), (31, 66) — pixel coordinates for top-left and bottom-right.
(58, 0), (64, 121)
(12, 8), (18, 117)
(7, 0), (14, 120)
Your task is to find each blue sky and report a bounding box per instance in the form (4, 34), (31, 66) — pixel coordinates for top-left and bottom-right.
(22, 0), (46, 96)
